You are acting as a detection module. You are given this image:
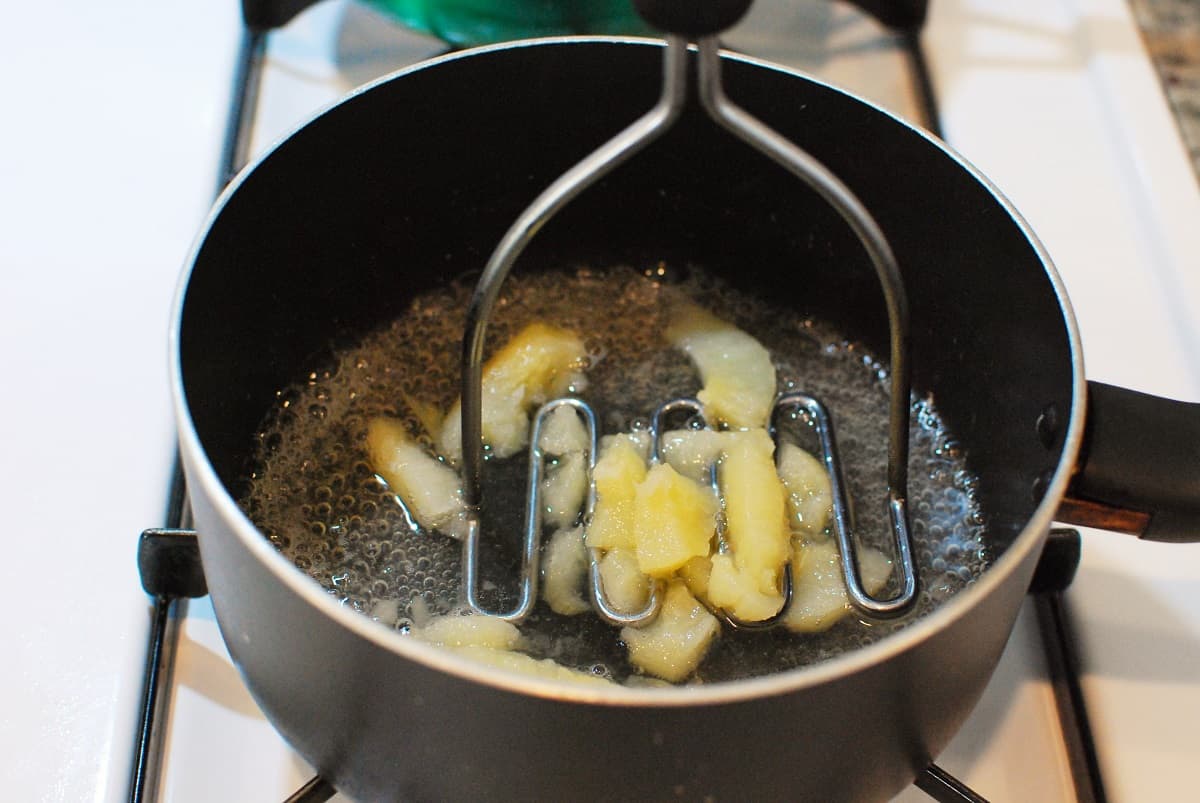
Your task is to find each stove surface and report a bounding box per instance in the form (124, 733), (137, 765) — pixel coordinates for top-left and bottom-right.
(3, 1), (1196, 801)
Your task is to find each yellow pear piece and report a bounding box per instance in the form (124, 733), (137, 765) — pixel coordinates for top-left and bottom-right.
(416, 614), (612, 686)
(719, 429), (789, 584)
(633, 463), (718, 578)
(658, 427), (724, 482)
(585, 436), (648, 553)
(622, 580), (721, 682)
(439, 322), (587, 462)
(541, 525), (590, 616)
(783, 539), (892, 633)
(678, 554), (712, 600)
(597, 547), (652, 614)
(537, 403), (591, 455)
(777, 442), (833, 537)
(541, 451), (587, 529)
(705, 553), (786, 622)
(367, 417), (466, 539)
(665, 303), (776, 429)
(451, 645), (614, 686)
(538, 405), (590, 530)
(414, 613), (522, 650)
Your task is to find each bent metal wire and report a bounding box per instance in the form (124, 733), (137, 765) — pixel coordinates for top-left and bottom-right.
(459, 34), (918, 626)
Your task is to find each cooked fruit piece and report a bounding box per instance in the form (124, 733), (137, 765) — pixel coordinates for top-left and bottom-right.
(537, 403), (590, 455)
(599, 430), (651, 459)
(705, 553), (786, 622)
(622, 580), (721, 682)
(777, 441), (833, 537)
(439, 322), (588, 462)
(451, 645), (614, 686)
(414, 613), (522, 650)
(542, 451), (587, 529)
(665, 303), (776, 429)
(585, 435), (648, 553)
(541, 525), (590, 616)
(719, 428), (789, 588)
(367, 417), (466, 539)
(633, 463), (718, 578)
(537, 405), (590, 529)
(678, 554), (713, 599)
(416, 613), (613, 686)
(658, 427), (724, 482)
(597, 547), (652, 614)
(783, 539), (892, 633)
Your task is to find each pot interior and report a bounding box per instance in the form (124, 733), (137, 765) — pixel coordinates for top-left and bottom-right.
(179, 39), (1073, 648)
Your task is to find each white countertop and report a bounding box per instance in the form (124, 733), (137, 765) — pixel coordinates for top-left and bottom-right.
(926, 4), (1200, 796)
(0, 2), (241, 799)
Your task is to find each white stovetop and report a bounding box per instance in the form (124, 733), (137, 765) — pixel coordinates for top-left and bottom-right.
(2, 1), (1196, 801)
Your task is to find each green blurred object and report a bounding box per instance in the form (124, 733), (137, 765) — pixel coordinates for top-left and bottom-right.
(362, 0), (653, 46)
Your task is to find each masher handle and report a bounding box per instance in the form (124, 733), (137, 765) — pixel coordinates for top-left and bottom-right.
(632, 0), (753, 36)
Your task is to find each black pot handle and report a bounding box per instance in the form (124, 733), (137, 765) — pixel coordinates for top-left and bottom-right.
(841, 0), (929, 31)
(632, 0), (753, 35)
(241, 0), (321, 31)
(1058, 381), (1200, 542)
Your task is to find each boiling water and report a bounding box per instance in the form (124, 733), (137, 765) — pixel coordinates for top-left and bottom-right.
(240, 266), (989, 683)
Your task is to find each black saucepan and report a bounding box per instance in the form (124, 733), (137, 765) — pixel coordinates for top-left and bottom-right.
(172, 38), (1199, 802)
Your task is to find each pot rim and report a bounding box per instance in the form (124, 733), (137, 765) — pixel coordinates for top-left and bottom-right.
(169, 35), (1087, 707)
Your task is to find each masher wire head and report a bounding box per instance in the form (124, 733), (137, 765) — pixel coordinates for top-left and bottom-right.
(460, 10), (918, 626)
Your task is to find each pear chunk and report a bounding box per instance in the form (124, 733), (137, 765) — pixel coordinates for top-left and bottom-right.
(719, 429), (789, 586)
(541, 525), (590, 616)
(439, 322), (587, 462)
(705, 553), (786, 622)
(678, 554), (712, 600)
(537, 403), (591, 455)
(367, 417), (466, 539)
(451, 646), (614, 686)
(585, 436), (648, 553)
(783, 539), (892, 633)
(658, 428), (724, 483)
(666, 304), (776, 429)
(633, 463), (718, 578)
(597, 547), (652, 614)
(415, 613), (612, 686)
(622, 580), (721, 682)
(541, 451), (587, 530)
(777, 441), (833, 537)
(538, 404), (590, 530)
(414, 613), (522, 650)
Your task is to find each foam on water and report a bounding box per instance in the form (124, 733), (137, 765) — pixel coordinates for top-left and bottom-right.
(240, 265), (990, 684)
